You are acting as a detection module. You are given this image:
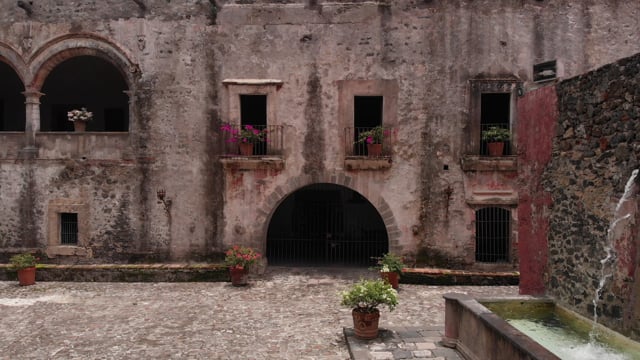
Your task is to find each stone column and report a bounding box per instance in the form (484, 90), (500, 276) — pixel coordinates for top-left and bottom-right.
(21, 88), (44, 157)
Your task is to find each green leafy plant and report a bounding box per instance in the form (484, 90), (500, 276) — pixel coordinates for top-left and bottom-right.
(224, 246), (262, 270)
(221, 123), (267, 144)
(9, 253), (38, 270)
(481, 126), (511, 142)
(340, 278), (398, 313)
(372, 253), (406, 274)
(356, 125), (386, 144)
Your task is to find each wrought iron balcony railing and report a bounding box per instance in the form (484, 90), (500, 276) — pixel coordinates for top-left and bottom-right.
(344, 126), (396, 157)
(220, 124), (283, 157)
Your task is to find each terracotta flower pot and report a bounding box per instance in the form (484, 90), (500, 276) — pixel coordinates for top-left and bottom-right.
(487, 142), (505, 157)
(239, 143), (254, 156)
(229, 267), (248, 286)
(17, 267), (36, 286)
(367, 143), (382, 157)
(73, 121), (87, 132)
(352, 309), (380, 339)
(380, 271), (399, 289)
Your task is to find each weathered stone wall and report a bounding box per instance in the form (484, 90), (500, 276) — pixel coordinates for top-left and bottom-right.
(544, 52), (640, 340)
(1, 1), (640, 269)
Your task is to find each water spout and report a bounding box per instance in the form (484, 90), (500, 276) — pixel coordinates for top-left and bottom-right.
(592, 169), (639, 338)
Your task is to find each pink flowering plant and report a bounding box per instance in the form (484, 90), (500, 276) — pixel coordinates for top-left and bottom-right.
(356, 125), (388, 145)
(224, 245), (262, 270)
(67, 107), (93, 122)
(220, 123), (267, 144)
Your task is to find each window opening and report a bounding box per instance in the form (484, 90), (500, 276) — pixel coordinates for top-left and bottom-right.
(0, 61), (26, 131)
(40, 56), (129, 132)
(60, 213), (78, 245)
(354, 96), (383, 156)
(480, 93), (510, 155)
(104, 108), (126, 132)
(533, 60), (557, 82)
(475, 207), (510, 263)
(240, 94), (267, 155)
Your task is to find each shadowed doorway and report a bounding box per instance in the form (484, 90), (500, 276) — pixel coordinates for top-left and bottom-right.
(267, 183), (388, 266)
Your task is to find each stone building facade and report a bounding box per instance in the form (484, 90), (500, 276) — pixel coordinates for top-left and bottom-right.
(1, 1), (640, 272)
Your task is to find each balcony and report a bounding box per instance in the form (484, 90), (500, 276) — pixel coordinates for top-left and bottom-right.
(219, 124), (284, 171)
(463, 123), (516, 172)
(343, 126), (395, 171)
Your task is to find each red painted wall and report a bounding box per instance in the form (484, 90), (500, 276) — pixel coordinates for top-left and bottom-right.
(516, 85), (558, 295)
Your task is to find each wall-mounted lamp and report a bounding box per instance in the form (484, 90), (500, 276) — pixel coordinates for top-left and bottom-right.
(517, 85), (524, 97)
(156, 188), (172, 212)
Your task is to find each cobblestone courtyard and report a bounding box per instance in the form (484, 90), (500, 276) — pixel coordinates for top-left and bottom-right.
(0, 267), (518, 359)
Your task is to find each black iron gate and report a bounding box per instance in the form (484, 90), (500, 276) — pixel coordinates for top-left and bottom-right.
(267, 184), (388, 266)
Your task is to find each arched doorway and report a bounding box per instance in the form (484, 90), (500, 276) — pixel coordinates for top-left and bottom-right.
(39, 55), (129, 132)
(267, 183), (388, 266)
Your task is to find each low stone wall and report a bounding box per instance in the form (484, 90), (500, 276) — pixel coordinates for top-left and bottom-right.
(401, 268), (519, 286)
(544, 51), (640, 340)
(0, 264), (229, 282)
(442, 293), (559, 360)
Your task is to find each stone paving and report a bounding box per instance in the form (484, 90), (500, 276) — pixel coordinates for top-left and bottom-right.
(0, 267), (518, 359)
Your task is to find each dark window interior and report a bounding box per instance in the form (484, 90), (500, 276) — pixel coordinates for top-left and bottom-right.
(40, 56), (129, 132)
(480, 93), (510, 155)
(240, 95), (267, 127)
(60, 213), (78, 245)
(354, 96), (383, 128)
(353, 96), (383, 156)
(240, 95), (267, 155)
(0, 62), (26, 131)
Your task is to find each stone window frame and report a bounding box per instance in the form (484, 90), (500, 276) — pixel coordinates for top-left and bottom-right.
(222, 79), (282, 129)
(46, 200), (91, 257)
(471, 204), (518, 267)
(337, 79), (398, 170)
(220, 79), (285, 170)
(467, 78), (521, 156)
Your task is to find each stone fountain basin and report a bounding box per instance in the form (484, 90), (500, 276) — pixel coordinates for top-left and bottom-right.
(443, 293), (640, 360)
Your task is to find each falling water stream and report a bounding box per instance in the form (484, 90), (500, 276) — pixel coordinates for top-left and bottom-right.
(497, 169), (640, 360)
(592, 169), (638, 331)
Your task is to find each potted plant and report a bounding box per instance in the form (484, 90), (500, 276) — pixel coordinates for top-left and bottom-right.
(224, 245), (262, 286)
(9, 253), (39, 286)
(481, 126), (511, 157)
(356, 125), (385, 157)
(67, 107), (93, 132)
(340, 279), (399, 339)
(372, 253), (405, 289)
(220, 123), (268, 156)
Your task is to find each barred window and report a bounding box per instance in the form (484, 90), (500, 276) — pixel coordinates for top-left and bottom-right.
(60, 213), (78, 245)
(475, 207), (510, 262)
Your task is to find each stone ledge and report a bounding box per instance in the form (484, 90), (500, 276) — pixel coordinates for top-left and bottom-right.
(220, 156), (285, 170)
(0, 263), (229, 282)
(461, 155), (517, 172)
(345, 156), (392, 170)
(401, 268), (519, 286)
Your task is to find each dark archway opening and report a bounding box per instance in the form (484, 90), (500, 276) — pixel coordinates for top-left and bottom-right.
(0, 61), (25, 131)
(40, 56), (129, 132)
(267, 183), (388, 266)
